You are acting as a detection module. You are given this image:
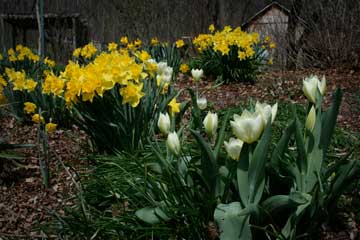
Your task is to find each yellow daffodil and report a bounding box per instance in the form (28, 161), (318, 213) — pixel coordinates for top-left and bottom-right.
(24, 102), (37, 114)
(119, 82), (145, 108)
(209, 24), (215, 33)
(168, 98), (180, 116)
(175, 39), (185, 48)
(44, 57), (56, 67)
(73, 48), (81, 57)
(45, 122), (57, 133)
(134, 39), (142, 48)
(24, 79), (37, 92)
(0, 75), (7, 87)
(151, 37), (159, 46)
(120, 36), (129, 45)
(179, 63), (190, 73)
(32, 113), (44, 124)
(108, 42), (118, 52)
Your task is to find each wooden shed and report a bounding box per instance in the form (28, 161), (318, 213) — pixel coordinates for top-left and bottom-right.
(242, 2), (290, 67)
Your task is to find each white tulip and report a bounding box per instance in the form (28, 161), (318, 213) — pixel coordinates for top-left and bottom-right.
(303, 75), (326, 103)
(147, 58), (157, 64)
(319, 75), (326, 95)
(224, 138), (244, 160)
(305, 106), (316, 131)
(203, 111), (218, 137)
(157, 62), (168, 74)
(166, 132), (181, 155)
(230, 110), (264, 144)
(161, 73), (172, 84)
(196, 97), (207, 110)
(163, 66), (173, 77)
(157, 112), (171, 135)
(191, 68), (204, 82)
(255, 101), (278, 124)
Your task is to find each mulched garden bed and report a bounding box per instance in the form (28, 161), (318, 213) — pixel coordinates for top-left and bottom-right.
(0, 69), (359, 239)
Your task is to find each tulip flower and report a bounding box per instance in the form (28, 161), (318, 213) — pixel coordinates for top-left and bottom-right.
(197, 97), (207, 110)
(191, 69), (204, 82)
(224, 138), (243, 160)
(318, 75), (326, 95)
(203, 111), (218, 138)
(303, 75), (326, 103)
(230, 110), (264, 144)
(255, 101), (278, 125)
(305, 106), (316, 131)
(157, 112), (171, 135)
(167, 132), (181, 155)
(157, 62), (169, 74)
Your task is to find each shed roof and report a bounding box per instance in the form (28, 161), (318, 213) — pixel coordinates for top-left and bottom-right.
(242, 1), (290, 30)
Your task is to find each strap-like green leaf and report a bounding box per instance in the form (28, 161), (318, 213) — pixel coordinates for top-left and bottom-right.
(321, 88), (342, 152)
(248, 121), (272, 204)
(214, 111), (230, 159)
(214, 202), (252, 240)
(270, 119), (296, 172)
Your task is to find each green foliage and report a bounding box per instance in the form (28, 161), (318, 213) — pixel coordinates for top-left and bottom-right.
(145, 42), (185, 76)
(191, 45), (265, 84)
(47, 78), (359, 240)
(73, 78), (178, 153)
(0, 46), (71, 127)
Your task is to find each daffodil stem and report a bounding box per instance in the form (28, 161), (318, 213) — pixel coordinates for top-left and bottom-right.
(195, 81), (199, 99)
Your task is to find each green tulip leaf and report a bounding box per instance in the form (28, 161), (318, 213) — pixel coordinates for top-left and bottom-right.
(135, 205), (170, 225)
(270, 119), (296, 172)
(214, 111), (230, 159)
(237, 144), (250, 206)
(214, 202), (252, 240)
(248, 121), (272, 204)
(321, 88), (342, 152)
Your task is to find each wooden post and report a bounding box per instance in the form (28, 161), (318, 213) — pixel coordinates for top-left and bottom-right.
(36, 0), (45, 59)
(0, 17), (4, 52)
(72, 17), (77, 50)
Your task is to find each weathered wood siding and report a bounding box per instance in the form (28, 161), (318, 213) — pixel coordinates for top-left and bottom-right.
(0, 0), (292, 62)
(247, 7), (289, 68)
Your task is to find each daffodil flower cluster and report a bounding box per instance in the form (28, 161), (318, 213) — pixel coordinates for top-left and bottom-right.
(193, 25), (260, 59)
(5, 68), (37, 92)
(0, 75), (7, 104)
(54, 49), (157, 106)
(6, 45), (40, 63)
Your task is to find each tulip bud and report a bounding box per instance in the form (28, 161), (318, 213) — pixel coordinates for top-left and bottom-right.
(224, 138), (243, 160)
(191, 69), (204, 82)
(230, 110), (264, 144)
(305, 106), (316, 131)
(166, 132), (181, 155)
(255, 102), (278, 125)
(157, 112), (171, 135)
(303, 75), (326, 103)
(157, 62), (168, 74)
(196, 97), (207, 110)
(161, 73), (172, 84)
(203, 111), (218, 138)
(318, 75), (326, 95)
